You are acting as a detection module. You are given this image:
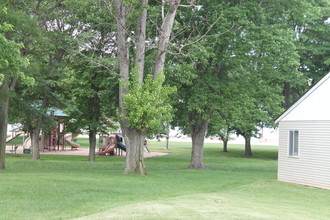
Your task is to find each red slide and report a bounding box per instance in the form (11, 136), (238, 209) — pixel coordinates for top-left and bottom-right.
(97, 144), (116, 156)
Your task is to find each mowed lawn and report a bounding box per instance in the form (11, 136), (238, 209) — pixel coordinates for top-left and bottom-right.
(1, 141), (330, 220)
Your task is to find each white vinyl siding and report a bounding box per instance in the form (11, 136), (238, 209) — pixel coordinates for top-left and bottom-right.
(288, 130), (299, 157)
(278, 120), (330, 190)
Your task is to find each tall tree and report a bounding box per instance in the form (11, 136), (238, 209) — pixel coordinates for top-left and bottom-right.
(60, 0), (119, 162)
(0, 7), (29, 170)
(3, 0), (72, 160)
(295, 1), (330, 95)
(266, 0), (330, 107)
(169, 0), (302, 163)
(5, 0), (77, 160)
(168, 0), (246, 168)
(65, 53), (118, 162)
(112, 0), (180, 175)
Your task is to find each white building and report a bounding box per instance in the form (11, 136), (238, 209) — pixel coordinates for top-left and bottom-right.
(275, 72), (330, 190)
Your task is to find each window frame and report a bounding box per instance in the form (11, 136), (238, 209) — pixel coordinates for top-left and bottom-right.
(288, 130), (299, 157)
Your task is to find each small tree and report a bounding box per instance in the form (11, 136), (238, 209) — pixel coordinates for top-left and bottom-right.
(208, 119), (234, 153)
(121, 73), (175, 173)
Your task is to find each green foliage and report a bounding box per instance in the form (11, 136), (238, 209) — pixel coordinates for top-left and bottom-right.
(2, 2), (68, 132)
(122, 73), (176, 133)
(64, 52), (119, 134)
(297, 3), (330, 82)
(207, 113), (234, 143)
(58, 1), (119, 134)
(2, 0), (327, 157)
(0, 7), (29, 87)
(168, 0), (301, 141)
(260, 0), (330, 104)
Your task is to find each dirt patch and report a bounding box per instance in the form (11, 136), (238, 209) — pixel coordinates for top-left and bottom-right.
(5, 145), (168, 158)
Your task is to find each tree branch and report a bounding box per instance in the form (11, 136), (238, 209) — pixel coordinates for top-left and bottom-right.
(9, 76), (18, 90)
(40, 0), (65, 27)
(77, 51), (119, 77)
(153, 0), (181, 79)
(176, 15), (222, 54)
(135, 0), (148, 84)
(178, 0), (196, 8)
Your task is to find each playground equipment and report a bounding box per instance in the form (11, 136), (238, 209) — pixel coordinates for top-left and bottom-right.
(42, 131), (80, 151)
(5, 129), (32, 154)
(12, 132), (79, 154)
(6, 128), (24, 156)
(98, 135), (108, 152)
(9, 146), (19, 155)
(44, 109), (66, 151)
(22, 136), (32, 154)
(97, 134), (126, 156)
(6, 107), (80, 154)
(64, 133), (80, 150)
(41, 108), (80, 151)
(6, 131), (24, 143)
(144, 139), (150, 153)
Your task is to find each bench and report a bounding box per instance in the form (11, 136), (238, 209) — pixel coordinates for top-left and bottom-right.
(9, 146), (19, 155)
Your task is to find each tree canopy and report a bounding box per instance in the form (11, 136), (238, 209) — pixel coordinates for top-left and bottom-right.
(0, 0), (329, 173)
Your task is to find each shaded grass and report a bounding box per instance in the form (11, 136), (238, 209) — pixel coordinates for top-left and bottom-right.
(1, 141), (329, 220)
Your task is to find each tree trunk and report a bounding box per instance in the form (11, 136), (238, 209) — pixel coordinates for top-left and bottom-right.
(164, 132), (169, 150)
(114, 0), (129, 116)
(31, 128), (40, 160)
(188, 118), (208, 169)
(114, 0), (180, 175)
(0, 80), (10, 170)
(153, 0), (180, 79)
(40, 131), (45, 151)
(115, 0), (147, 175)
(223, 140), (228, 152)
(122, 125), (147, 175)
(114, 0), (129, 102)
(88, 127), (97, 162)
(135, 0), (148, 84)
(243, 136), (252, 157)
(283, 82), (291, 108)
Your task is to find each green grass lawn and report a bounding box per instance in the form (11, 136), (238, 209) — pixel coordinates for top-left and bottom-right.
(1, 141), (330, 220)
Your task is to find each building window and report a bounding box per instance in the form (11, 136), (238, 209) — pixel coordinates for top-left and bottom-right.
(289, 130), (299, 157)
